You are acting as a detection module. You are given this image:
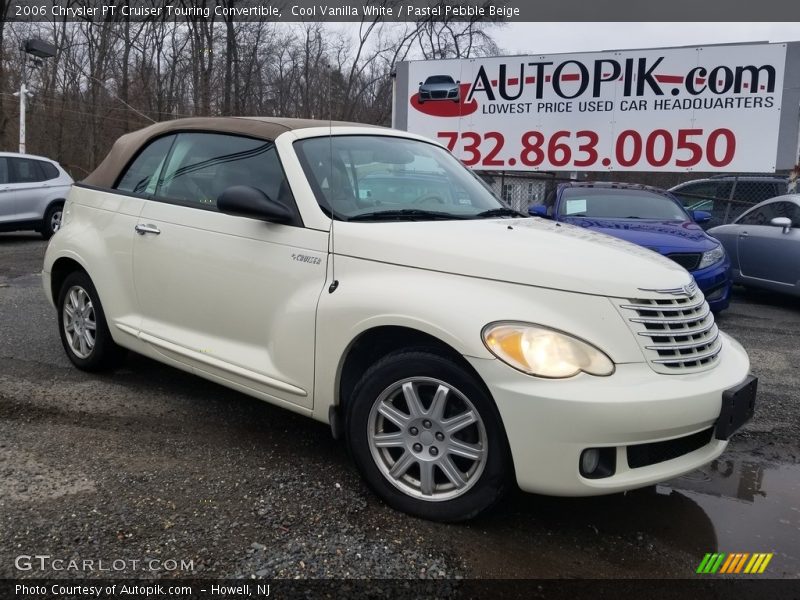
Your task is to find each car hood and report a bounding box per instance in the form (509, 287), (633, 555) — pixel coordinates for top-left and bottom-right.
(335, 217), (692, 298)
(560, 217), (717, 253)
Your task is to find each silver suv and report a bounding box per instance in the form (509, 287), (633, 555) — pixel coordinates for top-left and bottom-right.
(0, 152), (73, 239)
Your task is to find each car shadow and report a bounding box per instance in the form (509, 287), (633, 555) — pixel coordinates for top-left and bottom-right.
(729, 285), (799, 311)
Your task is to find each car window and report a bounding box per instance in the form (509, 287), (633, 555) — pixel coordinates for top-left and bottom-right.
(39, 161), (60, 180)
(558, 188), (687, 220)
(116, 135), (176, 196)
(736, 201), (797, 226)
(9, 158), (45, 183)
(543, 189), (557, 216)
(672, 181), (731, 207)
(0, 158), (7, 184)
(425, 76), (455, 84)
(155, 133), (294, 212)
(294, 135), (505, 220)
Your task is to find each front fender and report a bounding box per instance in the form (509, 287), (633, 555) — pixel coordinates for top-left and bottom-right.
(312, 255), (644, 422)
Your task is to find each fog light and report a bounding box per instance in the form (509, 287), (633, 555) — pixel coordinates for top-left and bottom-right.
(580, 449), (600, 474)
(579, 447), (616, 479)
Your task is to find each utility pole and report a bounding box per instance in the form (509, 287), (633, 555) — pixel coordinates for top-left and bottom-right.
(13, 57), (31, 153)
(14, 39), (56, 155)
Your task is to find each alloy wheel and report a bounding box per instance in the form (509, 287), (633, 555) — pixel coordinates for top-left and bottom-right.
(367, 377), (488, 501)
(62, 285), (96, 359)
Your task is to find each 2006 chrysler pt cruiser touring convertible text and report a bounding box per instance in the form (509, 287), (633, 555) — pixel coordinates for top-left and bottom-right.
(42, 117), (757, 521)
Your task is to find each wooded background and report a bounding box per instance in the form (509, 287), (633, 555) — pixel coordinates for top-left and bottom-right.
(0, 2), (501, 177)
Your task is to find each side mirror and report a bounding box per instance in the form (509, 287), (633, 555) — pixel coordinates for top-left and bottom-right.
(528, 205), (549, 218)
(691, 210), (712, 224)
(456, 80), (461, 84)
(770, 216), (792, 234)
(217, 186), (292, 224)
(418, 81), (423, 86)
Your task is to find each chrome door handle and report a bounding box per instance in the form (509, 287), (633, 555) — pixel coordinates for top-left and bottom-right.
(135, 224), (161, 235)
(738, 231), (749, 238)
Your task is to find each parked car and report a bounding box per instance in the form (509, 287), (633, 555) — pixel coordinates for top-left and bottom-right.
(0, 151), (73, 239)
(417, 75), (460, 103)
(529, 182), (732, 312)
(43, 117), (755, 521)
(669, 175), (788, 229)
(709, 195), (800, 297)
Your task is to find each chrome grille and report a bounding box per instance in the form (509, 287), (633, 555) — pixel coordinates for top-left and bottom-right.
(616, 290), (722, 374)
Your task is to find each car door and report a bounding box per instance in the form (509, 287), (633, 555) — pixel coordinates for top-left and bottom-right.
(131, 132), (327, 410)
(736, 201), (799, 285)
(8, 157), (48, 221)
(0, 157), (15, 224)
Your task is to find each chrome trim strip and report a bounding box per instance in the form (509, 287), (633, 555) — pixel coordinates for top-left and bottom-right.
(651, 344), (722, 364)
(630, 314), (713, 325)
(636, 320), (716, 337)
(637, 280), (698, 297)
(620, 296), (706, 312)
(645, 330), (720, 351)
(139, 331), (307, 397)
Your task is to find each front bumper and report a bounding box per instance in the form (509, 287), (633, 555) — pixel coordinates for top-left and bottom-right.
(468, 331), (751, 496)
(691, 257), (732, 312)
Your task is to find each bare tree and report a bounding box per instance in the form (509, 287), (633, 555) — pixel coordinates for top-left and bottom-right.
(0, 18), (502, 175)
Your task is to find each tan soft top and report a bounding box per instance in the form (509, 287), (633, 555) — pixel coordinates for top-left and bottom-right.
(83, 116), (376, 188)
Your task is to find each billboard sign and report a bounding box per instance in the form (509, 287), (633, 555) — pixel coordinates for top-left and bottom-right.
(394, 43), (800, 172)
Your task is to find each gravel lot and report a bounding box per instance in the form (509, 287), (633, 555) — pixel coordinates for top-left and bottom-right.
(1, 233), (798, 579)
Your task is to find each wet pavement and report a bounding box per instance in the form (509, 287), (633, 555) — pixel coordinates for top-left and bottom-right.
(663, 461), (800, 576)
(1, 233), (798, 579)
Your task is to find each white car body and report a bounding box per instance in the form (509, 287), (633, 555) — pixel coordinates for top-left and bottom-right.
(43, 120), (753, 514)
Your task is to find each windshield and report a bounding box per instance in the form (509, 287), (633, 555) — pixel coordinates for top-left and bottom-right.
(294, 135), (507, 221)
(425, 76), (455, 85)
(559, 188), (688, 220)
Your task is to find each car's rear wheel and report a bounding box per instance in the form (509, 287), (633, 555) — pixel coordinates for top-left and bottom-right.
(57, 271), (125, 371)
(41, 203), (63, 240)
(346, 349), (511, 521)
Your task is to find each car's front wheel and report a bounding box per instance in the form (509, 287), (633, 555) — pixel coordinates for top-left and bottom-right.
(57, 271), (125, 371)
(41, 203), (64, 240)
(347, 349), (511, 521)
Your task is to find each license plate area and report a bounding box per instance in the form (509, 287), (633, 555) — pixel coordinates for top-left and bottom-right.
(715, 375), (758, 440)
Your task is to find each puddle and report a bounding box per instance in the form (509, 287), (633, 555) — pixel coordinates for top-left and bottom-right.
(434, 459), (800, 578)
(661, 459), (800, 577)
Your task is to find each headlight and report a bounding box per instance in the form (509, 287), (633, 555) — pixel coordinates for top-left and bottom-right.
(482, 322), (614, 378)
(698, 245), (725, 270)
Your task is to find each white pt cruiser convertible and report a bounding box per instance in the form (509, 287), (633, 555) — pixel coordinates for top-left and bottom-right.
(43, 118), (757, 521)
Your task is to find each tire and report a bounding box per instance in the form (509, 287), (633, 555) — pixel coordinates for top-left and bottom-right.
(346, 349), (512, 521)
(57, 271), (126, 371)
(41, 203), (64, 240)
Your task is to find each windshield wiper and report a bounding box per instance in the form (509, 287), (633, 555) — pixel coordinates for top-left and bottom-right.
(347, 209), (469, 222)
(473, 207), (526, 219)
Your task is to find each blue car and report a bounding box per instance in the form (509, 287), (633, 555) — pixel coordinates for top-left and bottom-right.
(529, 182), (732, 312)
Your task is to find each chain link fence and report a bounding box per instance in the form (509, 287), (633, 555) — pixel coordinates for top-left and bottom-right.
(479, 171), (790, 227)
